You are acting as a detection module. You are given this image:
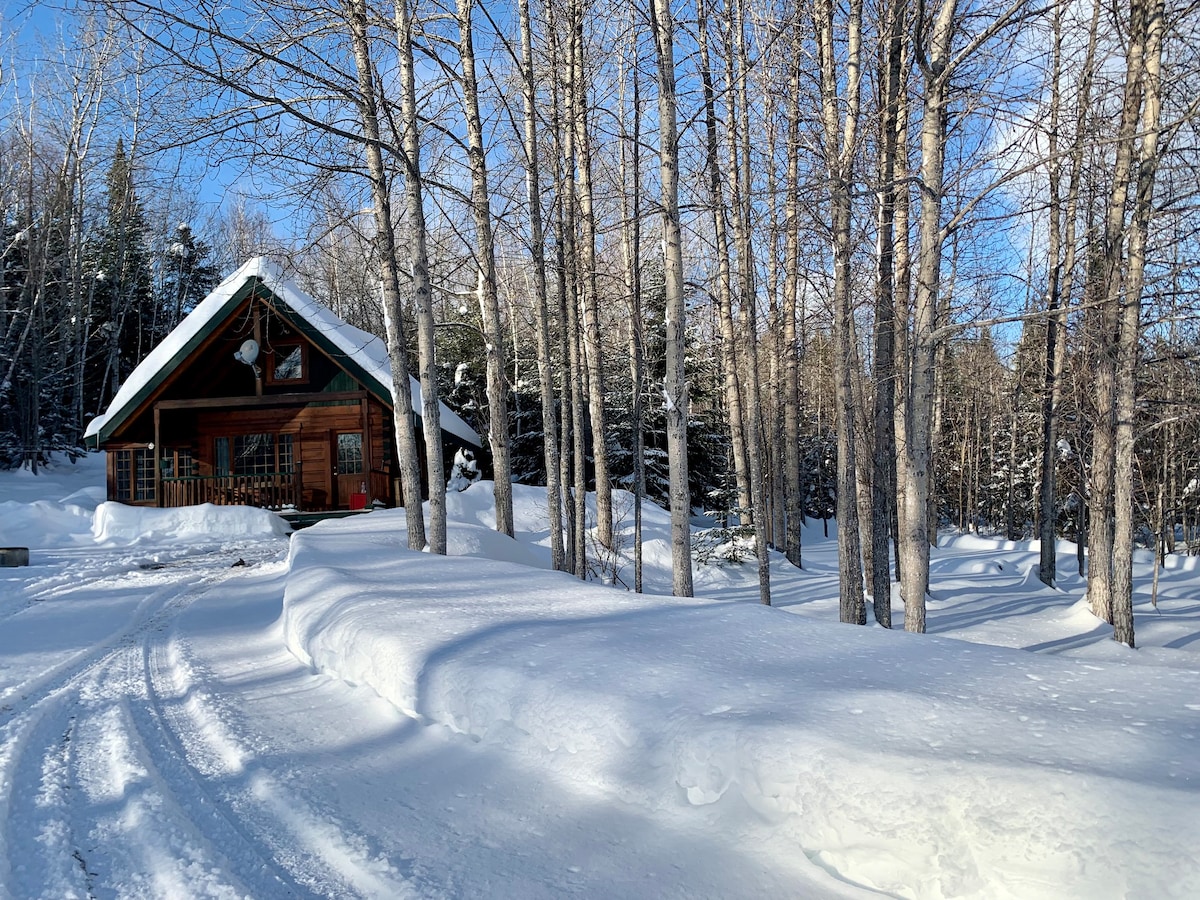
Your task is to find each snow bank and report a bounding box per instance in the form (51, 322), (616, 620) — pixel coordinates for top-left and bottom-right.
(0, 499), (97, 549)
(92, 502), (290, 546)
(281, 511), (1200, 900)
(0, 453), (107, 548)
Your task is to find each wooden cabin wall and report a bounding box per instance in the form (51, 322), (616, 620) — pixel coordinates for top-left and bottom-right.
(159, 399), (395, 511)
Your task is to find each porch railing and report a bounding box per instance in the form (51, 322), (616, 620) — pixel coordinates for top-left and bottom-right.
(161, 472), (300, 510)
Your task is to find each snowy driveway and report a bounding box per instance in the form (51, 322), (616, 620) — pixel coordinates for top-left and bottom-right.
(0, 538), (864, 900)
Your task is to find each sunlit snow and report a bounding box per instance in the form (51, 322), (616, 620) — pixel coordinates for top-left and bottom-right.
(0, 453), (1197, 898)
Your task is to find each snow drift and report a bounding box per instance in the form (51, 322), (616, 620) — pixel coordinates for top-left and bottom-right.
(281, 488), (1200, 900)
(92, 501), (291, 546)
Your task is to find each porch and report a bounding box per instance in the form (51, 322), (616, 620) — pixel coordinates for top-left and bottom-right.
(161, 472), (300, 510)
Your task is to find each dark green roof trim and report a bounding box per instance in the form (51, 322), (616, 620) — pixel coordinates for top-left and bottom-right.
(88, 278), (259, 447)
(260, 287), (394, 410)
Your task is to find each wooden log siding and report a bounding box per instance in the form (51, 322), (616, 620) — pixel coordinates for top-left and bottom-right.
(149, 390), (396, 511)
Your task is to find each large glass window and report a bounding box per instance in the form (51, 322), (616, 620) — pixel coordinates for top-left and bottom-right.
(136, 452), (155, 500)
(235, 433), (271, 475)
(160, 448), (194, 479)
(278, 433), (294, 472)
(227, 433), (294, 475)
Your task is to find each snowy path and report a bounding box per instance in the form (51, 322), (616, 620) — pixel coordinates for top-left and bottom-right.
(0, 543), (346, 898)
(0, 540), (867, 899)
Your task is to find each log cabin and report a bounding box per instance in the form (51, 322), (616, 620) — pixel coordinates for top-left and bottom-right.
(84, 258), (481, 513)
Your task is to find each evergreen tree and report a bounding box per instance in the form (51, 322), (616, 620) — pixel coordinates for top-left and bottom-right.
(159, 222), (217, 339)
(85, 138), (153, 410)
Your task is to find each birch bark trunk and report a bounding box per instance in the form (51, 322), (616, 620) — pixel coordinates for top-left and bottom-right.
(518, 0), (565, 571)
(393, 0), (445, 554)
(456, 0), (514, 537)
(650, 0), (693, 597)
(345, 0), (426, 550)
(816, 0), (866, 623)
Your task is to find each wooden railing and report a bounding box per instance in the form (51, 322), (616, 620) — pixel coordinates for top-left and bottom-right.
(161, 473), (300, 510)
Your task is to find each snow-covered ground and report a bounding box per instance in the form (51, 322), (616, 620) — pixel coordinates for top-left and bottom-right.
(0, 453), (1197, 899)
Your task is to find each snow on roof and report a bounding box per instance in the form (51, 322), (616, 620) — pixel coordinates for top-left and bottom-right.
(84, 257), (480, 447)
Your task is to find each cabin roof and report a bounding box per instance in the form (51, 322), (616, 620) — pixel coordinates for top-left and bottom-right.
(84, 257), (481, 447)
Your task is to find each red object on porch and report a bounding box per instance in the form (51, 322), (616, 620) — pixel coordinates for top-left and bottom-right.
(349, 492), (368, 510)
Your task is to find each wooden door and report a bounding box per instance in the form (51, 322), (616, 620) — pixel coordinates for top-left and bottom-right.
(333, 431), (366, 508)
(301, 434), (333, 511)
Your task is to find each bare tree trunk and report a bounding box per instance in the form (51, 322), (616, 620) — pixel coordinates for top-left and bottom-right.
(870, 0), (905, 625)
(456, 0), (513, 537)
(781, 34), (804, 569)
(1038, 0), (1099, 587)
(345, 0), (426, 550)
(891, 42), (913, 588)
(1112, 0), (1165, 648)
(546, 4), (579, 575)
(899, 0), (961, 633)
(619, 30), (647, 592)
(717, 0), (770, 605)
(548, 4), (589, 578)
(1037, 0), (1066, 583)
(518, 0), (565, 571)
(650, 0), (693, 597)
(816, 0), (866, 623)
(696, 0), (751, 521)
(569, 0), (613, 549)
(392, 0), (445, 553)
(1089, 0), (1153, 626)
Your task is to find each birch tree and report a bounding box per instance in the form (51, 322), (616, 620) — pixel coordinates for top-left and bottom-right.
(816, 0), (866, 623)
(455, 0), (514, 538)
(518, 0), (566, 571)
(1108, 0), (1167, 647)
(345, 0), (429, 551)
(650, 0), (693, 597)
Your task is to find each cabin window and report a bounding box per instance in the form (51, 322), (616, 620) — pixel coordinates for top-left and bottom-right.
(220, 433), (295, 475)
(114, 448), (156, 503)
(267, 343), (306, 384)
(337, 432), (363, 475)
(234, 433), (273, 475)
(160, 448), (194, 480)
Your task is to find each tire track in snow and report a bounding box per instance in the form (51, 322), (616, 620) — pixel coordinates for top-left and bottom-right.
(144, 604), (422, 898)
(129, 632), (337, 899)
(63, 696), (255, 899)
(0, 548), (274, 722)
(0, 692), (91, 900)
(0, 544), (308, 899)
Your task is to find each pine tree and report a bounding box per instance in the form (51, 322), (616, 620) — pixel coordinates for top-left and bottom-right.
(87, 138), (153, 410)
(160, 222), (216, 339)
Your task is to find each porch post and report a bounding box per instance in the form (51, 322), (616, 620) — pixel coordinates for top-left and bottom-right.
(153, 405), (163, 508)
(361, 397), (372, 495)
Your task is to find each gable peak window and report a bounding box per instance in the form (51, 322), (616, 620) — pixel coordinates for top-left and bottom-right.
(267, 342), (307, 384)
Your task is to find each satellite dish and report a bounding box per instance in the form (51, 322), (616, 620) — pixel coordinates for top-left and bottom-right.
(234, 339), (259, 365)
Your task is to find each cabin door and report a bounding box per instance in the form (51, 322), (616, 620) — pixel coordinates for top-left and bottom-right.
(332, 431), (366, 508)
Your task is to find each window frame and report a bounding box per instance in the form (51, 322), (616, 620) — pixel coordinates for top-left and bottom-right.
(265, 341), (308, 386)
(112, 447), (156, 504)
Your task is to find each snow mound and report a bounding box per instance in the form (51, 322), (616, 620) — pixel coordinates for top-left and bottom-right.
(0, 499), (96, 549)
(445, 522), (546, 568)
(92, 502), (290, 546)
(281, 510), (1200, 900)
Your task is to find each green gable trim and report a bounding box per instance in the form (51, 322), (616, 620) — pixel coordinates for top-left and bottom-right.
(89, 277), (260, 447)
(256, 289), (394, 409)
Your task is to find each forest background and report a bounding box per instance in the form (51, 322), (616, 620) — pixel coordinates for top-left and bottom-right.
(2, 0), (1198, 647)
